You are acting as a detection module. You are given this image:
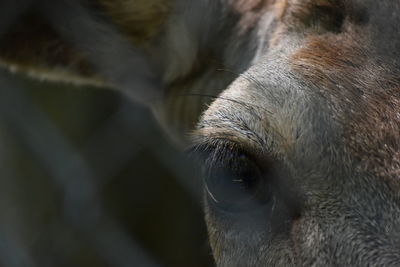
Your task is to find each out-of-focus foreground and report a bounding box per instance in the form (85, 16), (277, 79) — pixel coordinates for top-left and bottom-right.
(0, 72), (213, 267)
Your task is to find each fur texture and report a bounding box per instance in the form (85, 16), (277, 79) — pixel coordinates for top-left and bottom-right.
(2, 0), (400, 266)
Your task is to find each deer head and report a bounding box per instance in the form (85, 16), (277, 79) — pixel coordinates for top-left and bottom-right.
(1, 0), (400, 266)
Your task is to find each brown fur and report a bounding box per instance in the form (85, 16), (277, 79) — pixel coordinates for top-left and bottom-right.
(290, 34), (365, 85)
(96, 0), (173, 43)
(3, 0), (400, 266)
(290, 31), (400, 188)
(346, 88), (400, 185)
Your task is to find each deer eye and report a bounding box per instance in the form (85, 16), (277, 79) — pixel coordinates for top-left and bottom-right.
(202, 148), (272, 213)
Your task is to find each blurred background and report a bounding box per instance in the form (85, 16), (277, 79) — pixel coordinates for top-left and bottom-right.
(0, 72), (214, 267)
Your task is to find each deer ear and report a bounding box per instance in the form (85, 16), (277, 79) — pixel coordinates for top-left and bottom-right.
(0, 0), (164, 104)
(0, 0), (222, 146)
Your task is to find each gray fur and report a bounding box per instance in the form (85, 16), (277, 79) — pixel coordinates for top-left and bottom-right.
(2, 0), (400, 266)
(192, 0), (400, 266)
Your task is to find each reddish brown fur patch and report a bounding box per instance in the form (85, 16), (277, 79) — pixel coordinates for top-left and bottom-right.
(291, 34), (365, 84)
(345, 88), (400, 185)
(291, 34), (400, 188)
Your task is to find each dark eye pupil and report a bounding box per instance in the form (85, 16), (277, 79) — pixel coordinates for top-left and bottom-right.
(204, 154), (271, 212)
(236, 155), (258, 189)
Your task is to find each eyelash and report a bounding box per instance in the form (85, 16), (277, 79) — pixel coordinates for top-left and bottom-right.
(188, 140), (255, 171)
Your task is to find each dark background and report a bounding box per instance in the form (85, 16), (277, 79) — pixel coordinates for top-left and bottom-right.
(0, 72), (213, 267)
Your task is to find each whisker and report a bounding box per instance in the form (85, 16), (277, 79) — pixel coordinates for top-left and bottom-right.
(174, 93), (285, 142)
(216, 68), (282, 106)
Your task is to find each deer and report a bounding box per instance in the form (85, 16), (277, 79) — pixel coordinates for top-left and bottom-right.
(1, 0), (400, 266)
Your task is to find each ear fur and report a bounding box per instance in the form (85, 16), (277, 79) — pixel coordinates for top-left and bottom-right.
(0, 0), (168, 104)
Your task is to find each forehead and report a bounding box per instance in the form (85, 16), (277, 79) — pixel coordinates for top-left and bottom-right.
(199, 0), (400, 181)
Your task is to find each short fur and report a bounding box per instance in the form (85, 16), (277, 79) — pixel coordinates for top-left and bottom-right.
(2, 0), (400, 266)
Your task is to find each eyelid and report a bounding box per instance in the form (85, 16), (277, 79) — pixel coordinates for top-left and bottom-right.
(186, 139), (241, 166)
(187, 138), (269, 174)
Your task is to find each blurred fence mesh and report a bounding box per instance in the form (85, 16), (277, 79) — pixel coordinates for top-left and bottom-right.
(0, 71), (213, 267)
